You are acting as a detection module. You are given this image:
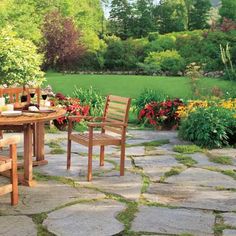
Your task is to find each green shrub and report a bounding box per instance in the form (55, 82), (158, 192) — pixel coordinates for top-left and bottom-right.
(148, 32), (160, 42)
(134, 88), (168, 113)
(179, 106), (236, 148)
(73, 86), (105, 116)
(104, 36), (138, 70)
(0, 26), (45, 86)
(142, 50), (185, 75)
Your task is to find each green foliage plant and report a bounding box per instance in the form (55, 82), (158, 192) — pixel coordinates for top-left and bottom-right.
(179, 106), (236, 148)
(134, 88), (168, 113)
(73, 86), (104, 116)
(0, 26), (45, 86)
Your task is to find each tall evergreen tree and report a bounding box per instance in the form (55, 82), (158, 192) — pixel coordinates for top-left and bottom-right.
(133, 0), (156, 37)
(188, 0), (211, 30)
(219, 0), (236, 21)
(109, 0), (133, 39)
(155, 0), (187, 34)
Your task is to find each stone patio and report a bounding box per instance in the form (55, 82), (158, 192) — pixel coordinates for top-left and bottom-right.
(0, 130), (236, 236)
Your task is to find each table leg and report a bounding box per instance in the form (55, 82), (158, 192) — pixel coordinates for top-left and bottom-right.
(23, 124), (35, 187)
(35, 122), (47, 165)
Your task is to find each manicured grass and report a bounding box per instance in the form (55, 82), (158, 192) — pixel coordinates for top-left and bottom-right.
(45, 72), (236, 99)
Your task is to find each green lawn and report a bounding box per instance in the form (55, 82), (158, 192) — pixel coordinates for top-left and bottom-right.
(45, 71), (236, 99)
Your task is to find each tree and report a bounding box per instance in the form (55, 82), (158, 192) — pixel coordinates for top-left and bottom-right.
(42, 11), (85, 70)
(109, 0), (133, 39)
(0, 26), (44, 86)
(188, 0), (211, 30)
(155, 0), (187, 34)
(133, 0), (156, 37)
(219, 0), (236, 21)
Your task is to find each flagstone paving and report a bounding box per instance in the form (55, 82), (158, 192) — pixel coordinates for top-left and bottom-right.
(0, 130), (236, 236)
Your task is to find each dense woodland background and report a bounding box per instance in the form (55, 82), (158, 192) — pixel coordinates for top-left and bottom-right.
(0, 0), (235, 77)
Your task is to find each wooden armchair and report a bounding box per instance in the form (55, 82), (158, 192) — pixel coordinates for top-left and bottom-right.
(67, 95), (131, 181)
(0, 136), (20, 205)
(0, 87), (40, 155)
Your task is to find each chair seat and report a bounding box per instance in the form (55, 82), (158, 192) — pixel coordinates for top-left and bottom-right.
(70, 133), (121, 146)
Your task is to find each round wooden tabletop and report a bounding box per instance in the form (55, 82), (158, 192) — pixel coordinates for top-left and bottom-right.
(0, 107), (66, 125)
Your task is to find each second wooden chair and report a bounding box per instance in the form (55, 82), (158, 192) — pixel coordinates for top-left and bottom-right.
(67, 95), (131, 181)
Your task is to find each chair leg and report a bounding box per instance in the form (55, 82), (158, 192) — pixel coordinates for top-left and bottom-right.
(11, 144), (18, 206)
(33, 123), (36, 157)
(120, 143), (125, 176)
(87, 145), (93, 181)
(100, 145), (104, 166)
(67, 139), (72, 170)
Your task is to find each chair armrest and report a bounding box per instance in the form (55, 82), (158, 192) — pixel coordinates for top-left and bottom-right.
(87, 122), (127, 128)
(0, 135), (20, 147)
(68, 116), (104, 122)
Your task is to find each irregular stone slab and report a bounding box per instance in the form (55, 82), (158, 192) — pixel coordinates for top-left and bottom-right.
(44, 200), (125, 236)
(128, 130), (178, 142)
(191, 153), (236, 170)
(132, 206), (215, 236)
(35, 154), (114, 179)
(222, 213), (236, 227)
(134, 155), (184, 181)
(0, 216), (37, 236)
(223, 229), (236, 236)
(144, 183), (236, 211)
(208, 148), (236, 160)
(106, 156), (133, 169)
(166, 168), (236, 188)
(0, 181), (105, 215)
(125, 146), (145, 156)
(78, 171), (142, 201)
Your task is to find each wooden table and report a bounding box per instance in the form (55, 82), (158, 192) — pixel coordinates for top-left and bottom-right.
(0, 108), (66, 186)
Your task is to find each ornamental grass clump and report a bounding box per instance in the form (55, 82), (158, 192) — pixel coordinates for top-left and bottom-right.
(179, 106), (236, 148)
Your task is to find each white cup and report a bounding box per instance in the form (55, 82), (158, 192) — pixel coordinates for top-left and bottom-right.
(6, 104), (14, 111)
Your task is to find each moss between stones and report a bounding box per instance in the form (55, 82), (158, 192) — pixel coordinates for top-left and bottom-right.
(173, 145), (203, 154)
(208, 155), (233, 165)
(175, 154), (198, 167)
(126, 139), (170, 148)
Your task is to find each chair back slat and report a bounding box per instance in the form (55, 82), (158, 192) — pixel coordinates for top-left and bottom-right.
(103, 95), (131, 135)
(0, 87), (40, 105)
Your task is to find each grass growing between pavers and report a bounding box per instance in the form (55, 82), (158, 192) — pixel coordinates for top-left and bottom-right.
(32, 213), (56, 236)
(173, 145), (203, 154)
(175, 154), (198, 167)
(208, 155), (233, 165)
(205, 167), (236, 180)
(49, 148), (66, 154)
(213, 213), (236, 236)
(159, 166), (186, 183)
(126, 139), (170, 148)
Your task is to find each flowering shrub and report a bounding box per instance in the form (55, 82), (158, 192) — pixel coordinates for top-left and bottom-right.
(177, 99), (236, 118)
(139, 98), (184, 129)
(51, 92), (90, 130)
(179, 106), (236, 148)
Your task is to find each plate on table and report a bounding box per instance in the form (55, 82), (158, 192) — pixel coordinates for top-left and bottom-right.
(1, 111), (22, 117)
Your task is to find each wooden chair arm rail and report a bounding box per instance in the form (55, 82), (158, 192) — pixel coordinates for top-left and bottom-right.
(87, 122), (127, 128)
(0, 135), (20, 147)
(68, 116), (104, 122)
